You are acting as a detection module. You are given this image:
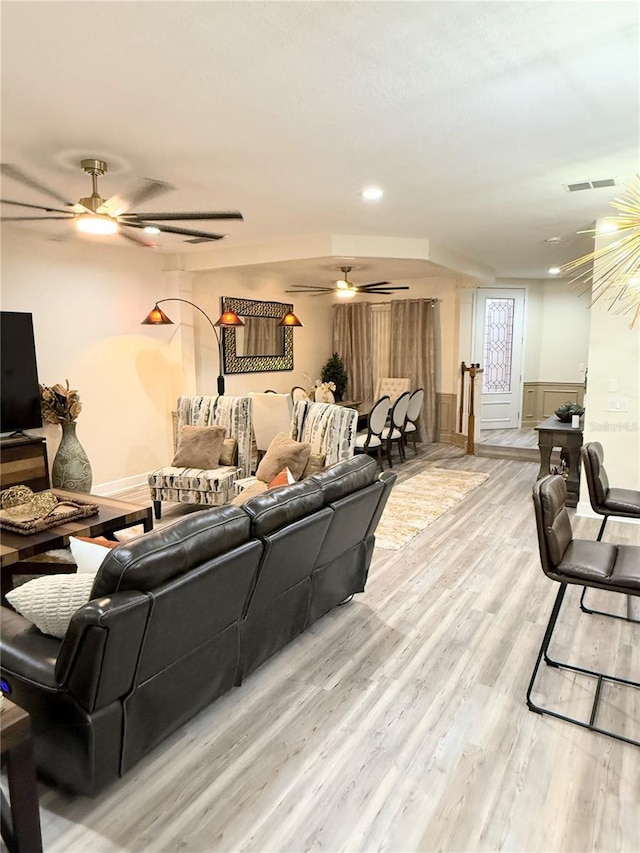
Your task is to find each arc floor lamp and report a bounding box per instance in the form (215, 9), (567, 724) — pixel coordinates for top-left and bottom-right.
(142, 298), (244, 395)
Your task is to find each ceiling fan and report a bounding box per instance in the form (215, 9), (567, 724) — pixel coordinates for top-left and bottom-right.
(0, 159), (243, 247)
(285, 266), (410, 298)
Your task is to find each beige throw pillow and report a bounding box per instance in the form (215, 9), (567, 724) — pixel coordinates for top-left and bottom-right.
(229, 480), (269, 506)
(6, 573), (97, 639)
(219, 437), (238, 467)
(302, 452), (326, 479)
(171, 425), (226, 469)
(255, 433), (311, 483)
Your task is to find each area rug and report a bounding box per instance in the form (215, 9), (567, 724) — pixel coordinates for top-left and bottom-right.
(375, 467), (490, 551)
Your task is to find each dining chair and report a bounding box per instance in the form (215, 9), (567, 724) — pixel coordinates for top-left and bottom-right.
(403, 388), (424, 455)
(353, 395), (391, 472)
(381, 391), (410, 466)
(374, 377), (410, 404)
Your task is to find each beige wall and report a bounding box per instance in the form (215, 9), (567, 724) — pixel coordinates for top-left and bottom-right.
(1, 228), (182, 489)
(498, 278), (591, 384)
(579, 226), (640, 497)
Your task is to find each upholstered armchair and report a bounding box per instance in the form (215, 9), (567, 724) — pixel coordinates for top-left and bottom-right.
(289, 400), (358, 465)
(233, 400), (358, 498)
(149, 395), (253, 518)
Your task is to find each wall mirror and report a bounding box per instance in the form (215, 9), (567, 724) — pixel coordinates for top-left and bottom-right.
(221, 297), (294, 374)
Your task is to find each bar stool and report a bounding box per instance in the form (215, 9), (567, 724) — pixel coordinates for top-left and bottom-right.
(580, 441), (640, 623)
(529, 474), (639, 746)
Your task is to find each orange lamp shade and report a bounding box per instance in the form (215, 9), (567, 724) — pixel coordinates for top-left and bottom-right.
(214, 310), (245, 327)
(141, 304), (174, 325)
(277, 311), (304, 327)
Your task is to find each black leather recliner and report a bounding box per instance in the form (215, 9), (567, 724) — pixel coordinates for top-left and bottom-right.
(0, 456), (397, 795)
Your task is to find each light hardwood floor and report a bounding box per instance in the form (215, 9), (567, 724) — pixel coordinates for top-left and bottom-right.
(14, 445), (640, 852)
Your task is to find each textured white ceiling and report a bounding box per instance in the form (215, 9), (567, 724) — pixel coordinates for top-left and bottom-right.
(1, 1), (637, 281)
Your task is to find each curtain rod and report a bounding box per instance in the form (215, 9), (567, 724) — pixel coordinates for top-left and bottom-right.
(333, 298), (440, 306)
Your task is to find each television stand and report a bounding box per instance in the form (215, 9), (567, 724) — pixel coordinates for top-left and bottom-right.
(0, 435), (50, 492)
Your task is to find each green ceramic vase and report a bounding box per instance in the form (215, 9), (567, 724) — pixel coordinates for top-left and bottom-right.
(52, 421), (92, 493)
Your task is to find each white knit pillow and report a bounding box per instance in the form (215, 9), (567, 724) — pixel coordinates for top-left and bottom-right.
(6, 573), (96, 639)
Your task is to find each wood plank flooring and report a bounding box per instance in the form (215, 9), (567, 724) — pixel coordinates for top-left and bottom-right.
(8, 445), (640, 852)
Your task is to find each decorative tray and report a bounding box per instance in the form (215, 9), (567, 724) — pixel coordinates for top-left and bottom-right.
(0, 498), (100, 535)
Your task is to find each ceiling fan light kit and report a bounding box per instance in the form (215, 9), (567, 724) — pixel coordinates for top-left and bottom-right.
(76, 213), (119, 235)
(1, 158), (244, 247)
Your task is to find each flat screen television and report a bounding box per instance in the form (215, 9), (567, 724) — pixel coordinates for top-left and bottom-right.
(1, 311), (43, 435)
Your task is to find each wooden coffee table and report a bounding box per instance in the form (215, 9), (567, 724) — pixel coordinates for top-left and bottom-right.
(0, 698), (43, 853)
(0, 489), (153, 599)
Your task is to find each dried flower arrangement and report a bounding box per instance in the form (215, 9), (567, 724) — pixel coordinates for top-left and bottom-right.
(40, 380), (82, 425)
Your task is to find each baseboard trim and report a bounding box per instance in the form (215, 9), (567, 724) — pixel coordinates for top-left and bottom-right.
(93, 473), (149, 497)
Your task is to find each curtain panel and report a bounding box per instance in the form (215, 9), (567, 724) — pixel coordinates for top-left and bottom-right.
(371, 304), (391, 382)
(389, 299), (437, 442)
(333, 302), (374, 402)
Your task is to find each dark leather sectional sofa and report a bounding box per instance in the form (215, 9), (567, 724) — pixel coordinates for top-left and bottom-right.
(0, 456), (396, 796)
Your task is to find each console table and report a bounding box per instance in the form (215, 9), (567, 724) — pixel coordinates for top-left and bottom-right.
(0, 699), (43, 853)
(0, 437), (50, 493)
(535, 416), (584, 507)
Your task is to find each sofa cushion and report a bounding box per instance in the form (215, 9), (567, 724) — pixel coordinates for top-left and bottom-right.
(171, 425), (226, 469)
(241, 479), (324, 538)
(6, 573), (97, 639)
(255, 433), (311, 483)
(310, 456), (378, 504)
(148, 466), (240, 493)
(92, 505), (251, 596)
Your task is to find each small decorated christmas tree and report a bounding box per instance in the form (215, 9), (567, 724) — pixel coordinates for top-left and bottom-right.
(320, 353), (348, 401)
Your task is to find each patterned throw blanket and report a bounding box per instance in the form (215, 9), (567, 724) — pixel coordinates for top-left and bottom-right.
(176, 395), (253, 477)
(289, 400), (357, 466)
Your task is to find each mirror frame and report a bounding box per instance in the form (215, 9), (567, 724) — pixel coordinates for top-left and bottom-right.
(221, 297), (294, 374)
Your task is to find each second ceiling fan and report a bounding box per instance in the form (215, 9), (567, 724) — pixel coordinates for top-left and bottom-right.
(285, 266), (410, 298)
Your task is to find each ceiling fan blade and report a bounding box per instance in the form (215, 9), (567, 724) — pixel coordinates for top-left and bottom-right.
(1, 164), (73, 207)
(285, 287), (335, 293)
(122, 220), (225, 240)
(101, 178), (174, 216)
(362, 285), (410, 291)
(120, 210), (244, 222)
(1, 216), (76, 221)
(1, 198), (74, 215)
(118, 229), (156, 248)
(361, 281), (391, 288)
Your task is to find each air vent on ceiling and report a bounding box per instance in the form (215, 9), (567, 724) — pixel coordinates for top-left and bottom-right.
(564, 178), (617, 192)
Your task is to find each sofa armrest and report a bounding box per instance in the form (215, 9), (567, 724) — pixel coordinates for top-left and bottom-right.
(55, 591), (152, 712)
(0, 605), (61, 690)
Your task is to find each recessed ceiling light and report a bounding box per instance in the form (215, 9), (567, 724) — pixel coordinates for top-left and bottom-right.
(144, 226), (161, 235)
(548, 267), (561, 275)
(360, 186), (384, 202)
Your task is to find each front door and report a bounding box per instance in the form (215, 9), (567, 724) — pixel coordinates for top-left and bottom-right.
(473, 288), (525, 430)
